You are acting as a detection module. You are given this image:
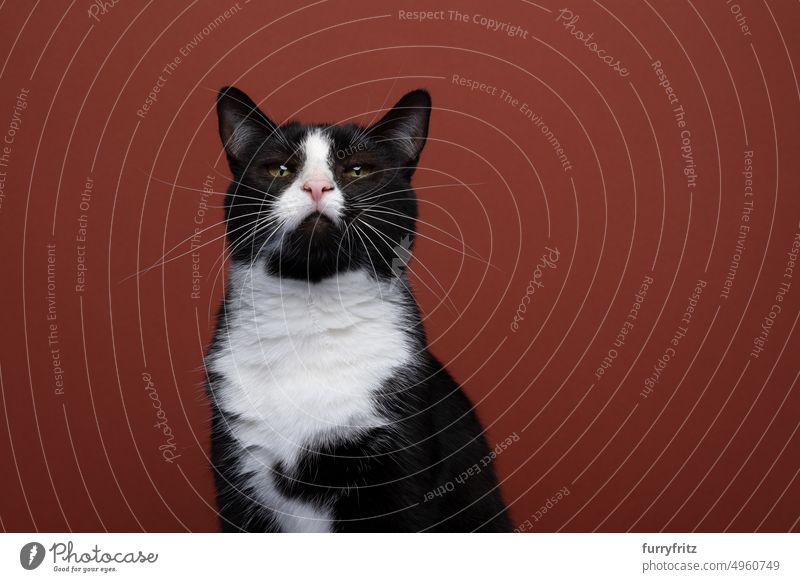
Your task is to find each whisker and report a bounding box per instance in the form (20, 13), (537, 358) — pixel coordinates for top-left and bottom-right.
(350, 181), (485, 207)
(143, 171), (272, 206)
(231, 225), (290, 307)
(210, 217), (289, 306)
(356, 208), (499, 272)
(349, 223), (385, 301)
(212, 214), (286, 280)
(124, 208), (279, 282)
(355, 220), (458, 314)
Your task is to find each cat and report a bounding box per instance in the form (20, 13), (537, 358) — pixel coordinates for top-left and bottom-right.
(205, 86), (511, 532)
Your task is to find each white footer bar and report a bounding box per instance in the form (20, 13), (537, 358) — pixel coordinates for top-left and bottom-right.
(1, 533), (796, 581)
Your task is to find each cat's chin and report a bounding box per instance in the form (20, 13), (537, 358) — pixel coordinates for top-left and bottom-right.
(267, 213), (351, 282)
(295, 212), (336, 237)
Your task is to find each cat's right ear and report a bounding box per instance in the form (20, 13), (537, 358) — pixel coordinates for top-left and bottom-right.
(216, 86), (275, 165)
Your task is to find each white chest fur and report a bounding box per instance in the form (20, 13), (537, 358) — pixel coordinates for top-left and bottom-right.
(207, 267), (414, 531)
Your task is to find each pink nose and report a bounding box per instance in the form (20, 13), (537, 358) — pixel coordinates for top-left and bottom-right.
(302, 179), (334, 204)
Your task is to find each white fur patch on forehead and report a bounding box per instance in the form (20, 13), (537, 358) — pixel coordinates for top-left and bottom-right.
(300, 129), (333, 179)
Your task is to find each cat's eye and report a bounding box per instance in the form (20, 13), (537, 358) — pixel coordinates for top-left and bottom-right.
(267, 164), (292, 178)
(347, 165), (369, 177)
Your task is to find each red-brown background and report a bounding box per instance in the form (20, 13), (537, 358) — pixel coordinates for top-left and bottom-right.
(0, 0), (798, 532)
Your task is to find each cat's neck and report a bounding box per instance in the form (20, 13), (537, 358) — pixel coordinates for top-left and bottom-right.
(229, 263), (404, 303)
(223, 264), (416, 333)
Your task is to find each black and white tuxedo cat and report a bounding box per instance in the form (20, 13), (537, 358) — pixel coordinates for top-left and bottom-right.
(206, 86), (511, 532)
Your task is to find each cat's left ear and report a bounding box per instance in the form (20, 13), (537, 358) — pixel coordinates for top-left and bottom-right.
(370, 89), (431, 163)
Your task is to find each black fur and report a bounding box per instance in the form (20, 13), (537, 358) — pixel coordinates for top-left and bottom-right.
(207, 87), (511, 532)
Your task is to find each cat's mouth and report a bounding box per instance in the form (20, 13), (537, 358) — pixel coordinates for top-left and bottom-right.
(295, 212), (336, 237)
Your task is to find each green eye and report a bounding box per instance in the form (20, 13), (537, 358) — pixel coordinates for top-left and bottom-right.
(347, 165), (368, 177)
(267, 164), (292, 178)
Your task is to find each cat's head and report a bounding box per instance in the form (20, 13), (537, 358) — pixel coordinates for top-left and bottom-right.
(216, 86), (431, 283)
